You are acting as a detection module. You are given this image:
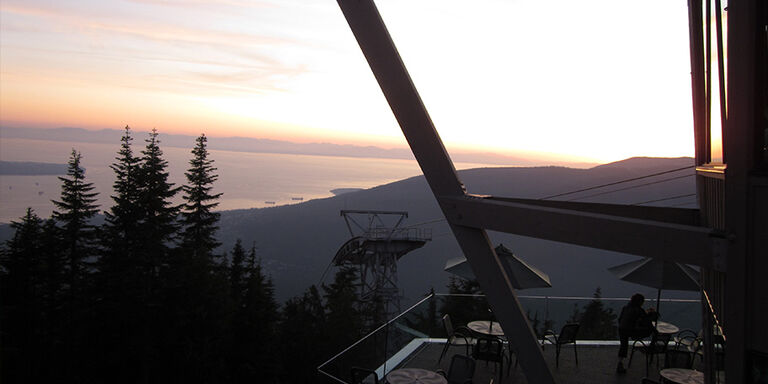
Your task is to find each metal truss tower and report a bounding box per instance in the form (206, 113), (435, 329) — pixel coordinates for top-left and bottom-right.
(333, 210), (431, 323)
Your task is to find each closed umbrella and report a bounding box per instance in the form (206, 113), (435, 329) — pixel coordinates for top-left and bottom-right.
(444, 244), (551, 289)
(608, 257), (700, 313)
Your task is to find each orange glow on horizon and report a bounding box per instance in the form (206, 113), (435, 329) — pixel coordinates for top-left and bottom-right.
(1, 0), (696, 165)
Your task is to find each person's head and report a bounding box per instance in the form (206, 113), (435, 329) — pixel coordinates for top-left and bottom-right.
(630, 293), (645, 307)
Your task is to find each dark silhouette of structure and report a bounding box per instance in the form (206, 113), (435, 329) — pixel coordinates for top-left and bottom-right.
(333, 210), (430, 323)
(335, 0), (767, 382)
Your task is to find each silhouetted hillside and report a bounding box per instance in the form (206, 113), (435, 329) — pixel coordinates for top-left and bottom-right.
(216, 157), (697, 303)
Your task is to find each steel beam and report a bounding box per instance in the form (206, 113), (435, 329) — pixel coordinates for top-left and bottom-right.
(440, 195), (726, 269)
(493, 197), (702, 226)
(335, 0), (556, 382)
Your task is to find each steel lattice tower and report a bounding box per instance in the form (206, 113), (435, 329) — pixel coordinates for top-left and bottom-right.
(333, 210), (431, 324)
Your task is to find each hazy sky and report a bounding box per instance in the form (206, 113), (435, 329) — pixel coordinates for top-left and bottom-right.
(0, 0), (695, 163)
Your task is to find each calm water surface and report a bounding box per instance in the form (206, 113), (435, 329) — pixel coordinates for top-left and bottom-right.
(0, 138), (493, 223)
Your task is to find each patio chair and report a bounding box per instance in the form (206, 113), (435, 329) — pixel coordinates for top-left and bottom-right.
(437, 354), (476, 384)
(439, 314), (476, 363)
(674, 329), (702, 352)
(541, 323), (580, 368)
(472, 336), (505, 383)
(629, 329), (672, 375)
(664, 349), (694, 369)
(350, 367), (379, 384)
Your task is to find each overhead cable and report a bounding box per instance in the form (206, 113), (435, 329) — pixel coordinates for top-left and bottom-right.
(633, 193), (697, 205)
(567, 174), (694, 201)
(540, 165), (694, 200)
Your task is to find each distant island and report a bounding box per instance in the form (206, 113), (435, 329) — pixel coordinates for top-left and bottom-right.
(0, 161), (68, 175)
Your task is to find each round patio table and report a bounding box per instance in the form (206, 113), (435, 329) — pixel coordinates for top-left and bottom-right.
(660, 368), (704, 384)
(467, 320), (504, 336)
(385, 368), (447, 384)
(654, 321), (680, 334)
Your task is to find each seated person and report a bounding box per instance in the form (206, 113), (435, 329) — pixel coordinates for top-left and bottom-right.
(616, 293), (659, 373)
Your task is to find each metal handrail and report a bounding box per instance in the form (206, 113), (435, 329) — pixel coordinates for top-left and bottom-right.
(316, 292), (435, 372)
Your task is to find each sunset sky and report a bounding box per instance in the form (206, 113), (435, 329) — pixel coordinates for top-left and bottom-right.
(1, 0), (695, 163)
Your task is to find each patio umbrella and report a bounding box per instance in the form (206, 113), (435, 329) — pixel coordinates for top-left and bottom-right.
(444, 244), (551, 289)
(608, 257), (700, 313)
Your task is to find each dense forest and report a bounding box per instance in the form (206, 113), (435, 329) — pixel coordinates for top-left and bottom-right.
(0, 127), (373, 383)
(1, 127), (620, 383)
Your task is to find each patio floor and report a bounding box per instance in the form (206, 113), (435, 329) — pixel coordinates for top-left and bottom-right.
(389, 341), (679, 384)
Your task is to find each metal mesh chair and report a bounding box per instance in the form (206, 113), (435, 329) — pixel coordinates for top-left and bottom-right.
(541, 323), (580, 368)
(439, 314), (476, 363)
(472, 336), (505, 383)
(629, 329), (673, 375)
(664, 349), (694, 369)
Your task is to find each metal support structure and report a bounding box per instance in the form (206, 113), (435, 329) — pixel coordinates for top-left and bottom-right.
(440, 195), (726, 269)
(335, 1), (555, 382)
(333, 211), (430, 325)
(335, 0), (762, 382)
(722, 0), (758, 382)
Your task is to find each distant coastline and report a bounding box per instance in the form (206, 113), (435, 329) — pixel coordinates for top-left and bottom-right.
(0, 126), (597, 168)
(0, 161), (68, 175)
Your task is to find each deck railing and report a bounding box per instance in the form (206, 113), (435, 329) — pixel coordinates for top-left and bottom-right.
(317, 292), (701, 384)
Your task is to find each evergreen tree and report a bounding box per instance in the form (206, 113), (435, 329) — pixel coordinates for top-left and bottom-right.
(133, 129), (180, 383)
(136, 128), (180, 285)
(95, 126), (148, 380)
(153, 133), (230, 383)
(279, 285), (326, 384)
(37, 217), (66, 380)
(52, 149), (99, 296)
(102, 126), (143, 264)
(231, 243), (280, 382)
(180, 134), (222, 265)
(0, 209), (44, 383)
(324, 266), (364, 351)
(577, 287), (618, 339)
(229, 239), (247, 303)
(50, 150), (99, 380)
(439, 276), (488, 330)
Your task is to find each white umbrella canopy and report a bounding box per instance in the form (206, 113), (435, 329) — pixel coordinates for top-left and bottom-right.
(608, 257), (700, 312)
(444, 244), (552, 290)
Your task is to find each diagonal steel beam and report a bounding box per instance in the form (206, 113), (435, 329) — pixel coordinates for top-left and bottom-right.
(335, 1), (556, 382)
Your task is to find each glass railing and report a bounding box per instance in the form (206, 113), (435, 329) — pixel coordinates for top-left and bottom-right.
(317, 293), (702, 383)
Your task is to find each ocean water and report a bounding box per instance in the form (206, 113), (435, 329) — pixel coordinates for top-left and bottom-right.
(0, 138), (492, 223)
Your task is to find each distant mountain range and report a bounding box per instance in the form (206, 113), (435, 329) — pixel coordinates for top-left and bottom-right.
(0, 126), (595, 167)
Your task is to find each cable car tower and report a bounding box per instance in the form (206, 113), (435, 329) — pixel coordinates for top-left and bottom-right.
(333, 210), (431, 322)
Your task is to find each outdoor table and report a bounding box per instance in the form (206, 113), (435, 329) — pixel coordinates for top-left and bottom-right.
(654, 321), (680, 334)
(659, 368), (704, 384)
(385, 368), (447, 384)
(467, 320), (505, 337)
